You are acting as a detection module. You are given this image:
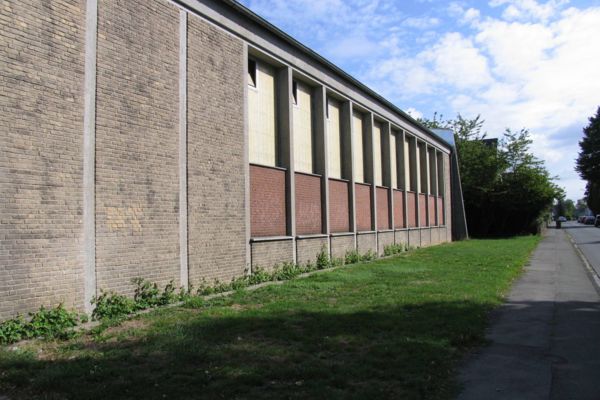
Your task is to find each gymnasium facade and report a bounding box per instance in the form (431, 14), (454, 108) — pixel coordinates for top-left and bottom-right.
(1, 0), (459, 319)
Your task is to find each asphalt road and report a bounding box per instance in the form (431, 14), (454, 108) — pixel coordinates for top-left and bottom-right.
(563, 220), (600, 278)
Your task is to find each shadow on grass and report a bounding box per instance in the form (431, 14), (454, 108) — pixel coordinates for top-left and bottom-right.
(0, 300), (497, 400)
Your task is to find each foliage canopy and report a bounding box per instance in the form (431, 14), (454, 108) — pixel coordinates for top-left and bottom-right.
(419, 113), (561, 235)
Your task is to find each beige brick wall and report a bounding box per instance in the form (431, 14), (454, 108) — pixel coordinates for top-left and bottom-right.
(395, 230), (408, 247)
(420, 228), (431, 247)
(0, 0), (86, 320)
(377, 231), (394, 256)
(296, 237), (328, 266)
(430, 227), (440, 245)
(357, 233), (376, 254)
(330, 235), (355, 261)
(187, 14), (246, 284)
(251, 240), (294, 270)
(95, 0), (180, 295)
(408, 229), (420, 248)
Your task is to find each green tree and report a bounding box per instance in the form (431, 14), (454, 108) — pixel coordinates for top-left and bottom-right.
(586, 181), (600, 215)
(419, 114), (561, 235)
(575, 198), (588, 216)
(576, 107), (600, 183)
(563, 199), (575, 220)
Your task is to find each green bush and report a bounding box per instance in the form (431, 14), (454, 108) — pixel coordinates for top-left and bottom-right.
(28, 304), (79, 339)
(0, 304), (80, 344)
(316, 247), (331, 269)
(247, 267), (271, 285)
(0, 315), (28, 344)
(344, 250), (361, 264)
(132, 278), (160, 309)
(91, 291), (136, 321)
(384, 243), (406, 256)
(361, 250), (377, 261)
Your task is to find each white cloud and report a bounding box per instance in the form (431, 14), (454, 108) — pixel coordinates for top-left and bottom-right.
(403, 16), (441, 29)
(366, 0), (598, 199)
(406, 107), (423, 119)
(489, 0), (570, 21)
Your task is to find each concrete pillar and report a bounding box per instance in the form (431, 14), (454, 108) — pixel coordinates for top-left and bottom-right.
(83, 0), (98, 314)
(398, 130), (407, 229)
(277, 67), (296, 261)
(382, 122), (393, 229)
(313, 85), (329, 237)
(364, 112), (376, 232)
(179, 10), (189, 286)
(418, 140), (429, 226)
(408, 135), (419, 227)
(431, 148), (439, 225)
(344, 101), (357, 248)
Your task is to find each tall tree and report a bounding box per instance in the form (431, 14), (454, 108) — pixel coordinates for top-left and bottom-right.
(576, 107), (600, 183)
(586, 182), (600, 215)
(419, 114), (561, 235)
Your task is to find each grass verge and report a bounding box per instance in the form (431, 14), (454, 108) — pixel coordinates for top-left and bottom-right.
(0, 236), (540, 399)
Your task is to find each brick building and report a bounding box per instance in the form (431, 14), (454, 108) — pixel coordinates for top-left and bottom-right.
(0, 0), (460, 320)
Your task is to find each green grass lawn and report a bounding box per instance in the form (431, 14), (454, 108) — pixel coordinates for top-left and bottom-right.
(0, 236), (540, 400)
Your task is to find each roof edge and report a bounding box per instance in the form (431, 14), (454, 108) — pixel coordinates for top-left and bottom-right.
(225, 0), (451, 149)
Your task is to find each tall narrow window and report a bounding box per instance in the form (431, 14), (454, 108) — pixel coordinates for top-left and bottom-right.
(373, 122), (383, 186)
(407, 136), (417, 192)
(353, 112), (364, 183)
(292, 80), (313, 173)
(248, 61), (277, 166)
(248, 59), (257, 88)
(418, 142), (428, 194)
(292, 80), (298, 105)
(327, 97), (342, 179)
(390, 132), (397, 188)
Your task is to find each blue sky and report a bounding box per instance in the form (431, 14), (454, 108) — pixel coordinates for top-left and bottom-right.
(238, 0), (600, 200)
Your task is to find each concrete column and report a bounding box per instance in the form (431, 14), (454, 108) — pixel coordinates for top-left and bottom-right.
(364, 112), (376, 232)
(313, 86), (329, 236)
(178, 10), (189, 286)
(83, 0), (98, 314)
(398, 130), (408, 229)
(382, 122), (393, 229)
(277, 67), (296, 262)
(430, 147), (438, 226)
(344, 101), (357, 248)
(408, 135), (419, 227)
(418, 140), (429, 226)
(242, 44), (251, 273)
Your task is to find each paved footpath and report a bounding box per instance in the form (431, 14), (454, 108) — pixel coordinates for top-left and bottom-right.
(457, 228), (600, 400)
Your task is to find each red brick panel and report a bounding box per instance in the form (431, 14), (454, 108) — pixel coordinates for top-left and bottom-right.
(394, 190), (405, 229)
(419, 194), (427, 227)
(250, 165), (287, 237)
(407, 191), (417, 228)
(329, 179), (350, 233)
(355, 183), (372, 231)
(295, 173), (322, 235)
(376, 187), (390, 230)
(429, 195), (436, 226)
(438, 196), (444, 225)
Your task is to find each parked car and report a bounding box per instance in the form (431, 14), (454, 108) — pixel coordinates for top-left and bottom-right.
(558, 216), (567, 222)
(584, 216), (596, 225)
(595, 215), (600, 227)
